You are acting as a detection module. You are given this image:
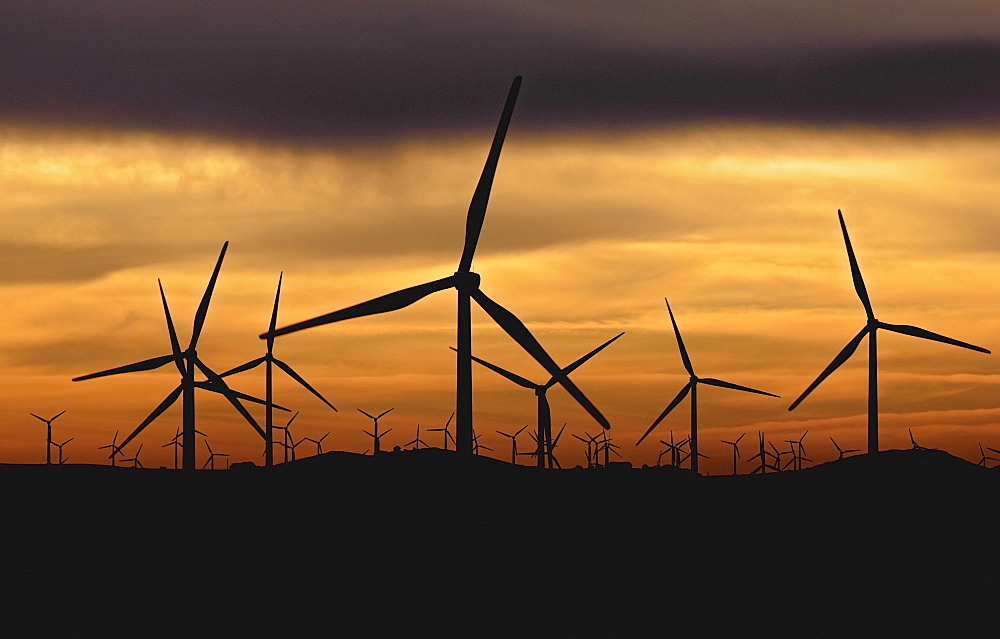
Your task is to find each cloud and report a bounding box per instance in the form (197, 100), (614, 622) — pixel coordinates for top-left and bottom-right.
(0, 3), (998, 141)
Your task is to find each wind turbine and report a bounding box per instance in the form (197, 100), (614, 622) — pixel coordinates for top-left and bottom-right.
(29, 410), (65, 465)
(203, 440), (229, 470)
(721, 433), (745, 475)
(788, 210), (991, 454)
(220, 273), (337, 468)
(99, 430), (123, 467)
(977, 444), (999, 468)
(748, 432), (779, 475)
(463, 332), (623, 468)
(121, 444), (144, 469)
(636, 299), (779, 473)
(908, 428), (929, 451)
(360, 408), (393, 456)
(428, 413), (456, 451)
(273, 412), (298, 464)
(497, 425), (529, 464)
(830, 437), (861, 461)
(406, 425), (429, 451)
(260, 77), (611, 455)
(72, 243), (276, 471)
(53, 438), (72, 465)
(304, 433), (330, 456)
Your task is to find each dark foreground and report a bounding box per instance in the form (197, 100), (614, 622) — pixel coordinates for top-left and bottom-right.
(3, 448), (998, 636)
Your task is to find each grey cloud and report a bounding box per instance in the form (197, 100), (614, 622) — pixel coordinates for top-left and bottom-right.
(0, 3), (997, 143)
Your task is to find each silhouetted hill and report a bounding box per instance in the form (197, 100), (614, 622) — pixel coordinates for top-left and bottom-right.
(3, 449), (996, 635)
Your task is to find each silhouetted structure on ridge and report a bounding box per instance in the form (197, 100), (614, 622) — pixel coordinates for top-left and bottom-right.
(29, 410), (65, 465)
(636, 299), (779, 473)
(497, 425), (529, 464)
(464, 332), (622, 468)
(721, 433), (745, 475)
(221, 273), (337, 468)
(788, 210), (991, 454)
(260, 77), (611, 457)
(72, 243), (275, 471)
(360, 408), (393, 456)
(830, 437), (861, 461)
(428, 413), (456, 451)
(99, 430), (123, 467)
(53, 438), (72, 465)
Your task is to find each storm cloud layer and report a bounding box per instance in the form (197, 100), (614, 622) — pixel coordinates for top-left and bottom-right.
(1, 2), (998, 142)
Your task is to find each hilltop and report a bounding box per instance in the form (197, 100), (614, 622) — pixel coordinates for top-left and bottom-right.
(3, 448), (997, 636)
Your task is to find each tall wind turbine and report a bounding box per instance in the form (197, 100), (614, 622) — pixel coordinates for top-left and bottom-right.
(221, 273), (337, 468)
(30, 410), (65, 465)
(788, 210), (991, 453)
(72, 243), (276, 471)
(636, 299), (779, 473)
(463, 332), (623, 468)
(260, 77), (610, 455)
(99, 430), (122, 467)
(360, 408), (393, 456)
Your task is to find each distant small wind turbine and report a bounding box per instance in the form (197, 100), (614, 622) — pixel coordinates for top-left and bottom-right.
(721, 433), (745, 475)
(978, 444), (999, 468)
(121, 444), (144, 469)
(99, 430), (123, 467)
(788, 210), (991, 454)
(304, 433), (331, 456)
(29, 410), (65, 465)
(203, 440), (229, 470)
(428, 413), (456, 451)
(272, 412), (299, 464)
(748, 432), (778, 475)
(53, 438), (73, 465)
(406, 425), (429, 451)
(830, 437), (861, 461)
(360, 408), (393, 456)
(497, 425), (529, 465)
(908, 428), (929, 451)
(636, 299), (779, 474)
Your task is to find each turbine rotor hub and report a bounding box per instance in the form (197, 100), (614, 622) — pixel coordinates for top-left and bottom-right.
(454, 271), (481, 292)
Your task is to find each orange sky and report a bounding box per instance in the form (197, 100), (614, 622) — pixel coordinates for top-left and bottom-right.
(1, 122), (996, 473)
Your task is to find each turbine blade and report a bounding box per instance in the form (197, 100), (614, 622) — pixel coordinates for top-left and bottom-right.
(878, 322), (991, 354)
(472, 288), (610, 430)
(457, 76), (522, 273)
(267, 272), (283, 352)
(72, 354), (176, 382)
(459, 349), (536, 389)
(219, 356), (267, 378)
(273, 358), (337, 411)
(664, 299), (694, 376)
(194, 359), (266, 439)
(193, 381), (289, 411)
(190, 242), (229, 350)
(788, 326), (869, 411)
(553, 332), (625, 383)
(635, 382), (692, 446)
(358, 409), (375, 419)
(158, 279), (185, 376)
(838, 210), (874, 320)
(378, 408), (395, 419)
(264, 275), (457, 339)
(698, 377), (779, 398)
(115, 385), (184, 453)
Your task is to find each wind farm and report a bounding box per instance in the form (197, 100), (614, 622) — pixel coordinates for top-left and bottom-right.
(1, 65), (998, 637)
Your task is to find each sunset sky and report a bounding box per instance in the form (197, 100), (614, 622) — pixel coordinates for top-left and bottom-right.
(1, 2), (997, 473)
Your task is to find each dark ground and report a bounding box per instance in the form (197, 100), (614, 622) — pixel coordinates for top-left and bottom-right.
(2, 448), (997, 636)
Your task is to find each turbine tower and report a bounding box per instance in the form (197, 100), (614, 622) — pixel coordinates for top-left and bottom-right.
(463, 332), (623, 468)
(73, 243), (276, 471)
(636, 299), (779, 473)
(788, 210), (991, 453)
(360, 408), (393, 456)
(29, 410), (65, 465)
(260, 77), (610, 455)
(221, 273), (337, 468)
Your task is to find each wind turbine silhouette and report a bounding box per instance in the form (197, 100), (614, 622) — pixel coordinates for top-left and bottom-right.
(360, 408), (393, 456)
(72, 243), (275, 471)
(273, 412), (298, 464)
(721, 433), (745, 475)
(304, 433), (330, 455)
(121, 444), (144, 469)
(260, 77), (610, 455)
(203, 440), (229, 470)
(30, 410), (65, 465)
(908, 428), (929, 451)
(497, 425), (529, 465)
(830, 437), (861, 461)
(977, 444), (999, 468)
(220, 273), (337, 468)
(636, 299), (779, 473)
(788, 210), (991, 453)
(53, 438), (72, 465)
(428, 413), (456, 451)
(406, 425), (429, 451)
(99, 430), (123, 467)
(462, 332), (623, 468)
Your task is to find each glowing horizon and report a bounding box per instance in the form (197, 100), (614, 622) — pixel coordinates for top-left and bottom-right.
(1, 121), (996, 473)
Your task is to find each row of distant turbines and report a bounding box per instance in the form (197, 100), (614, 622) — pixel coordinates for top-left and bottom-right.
(64, 75), (990, 472)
